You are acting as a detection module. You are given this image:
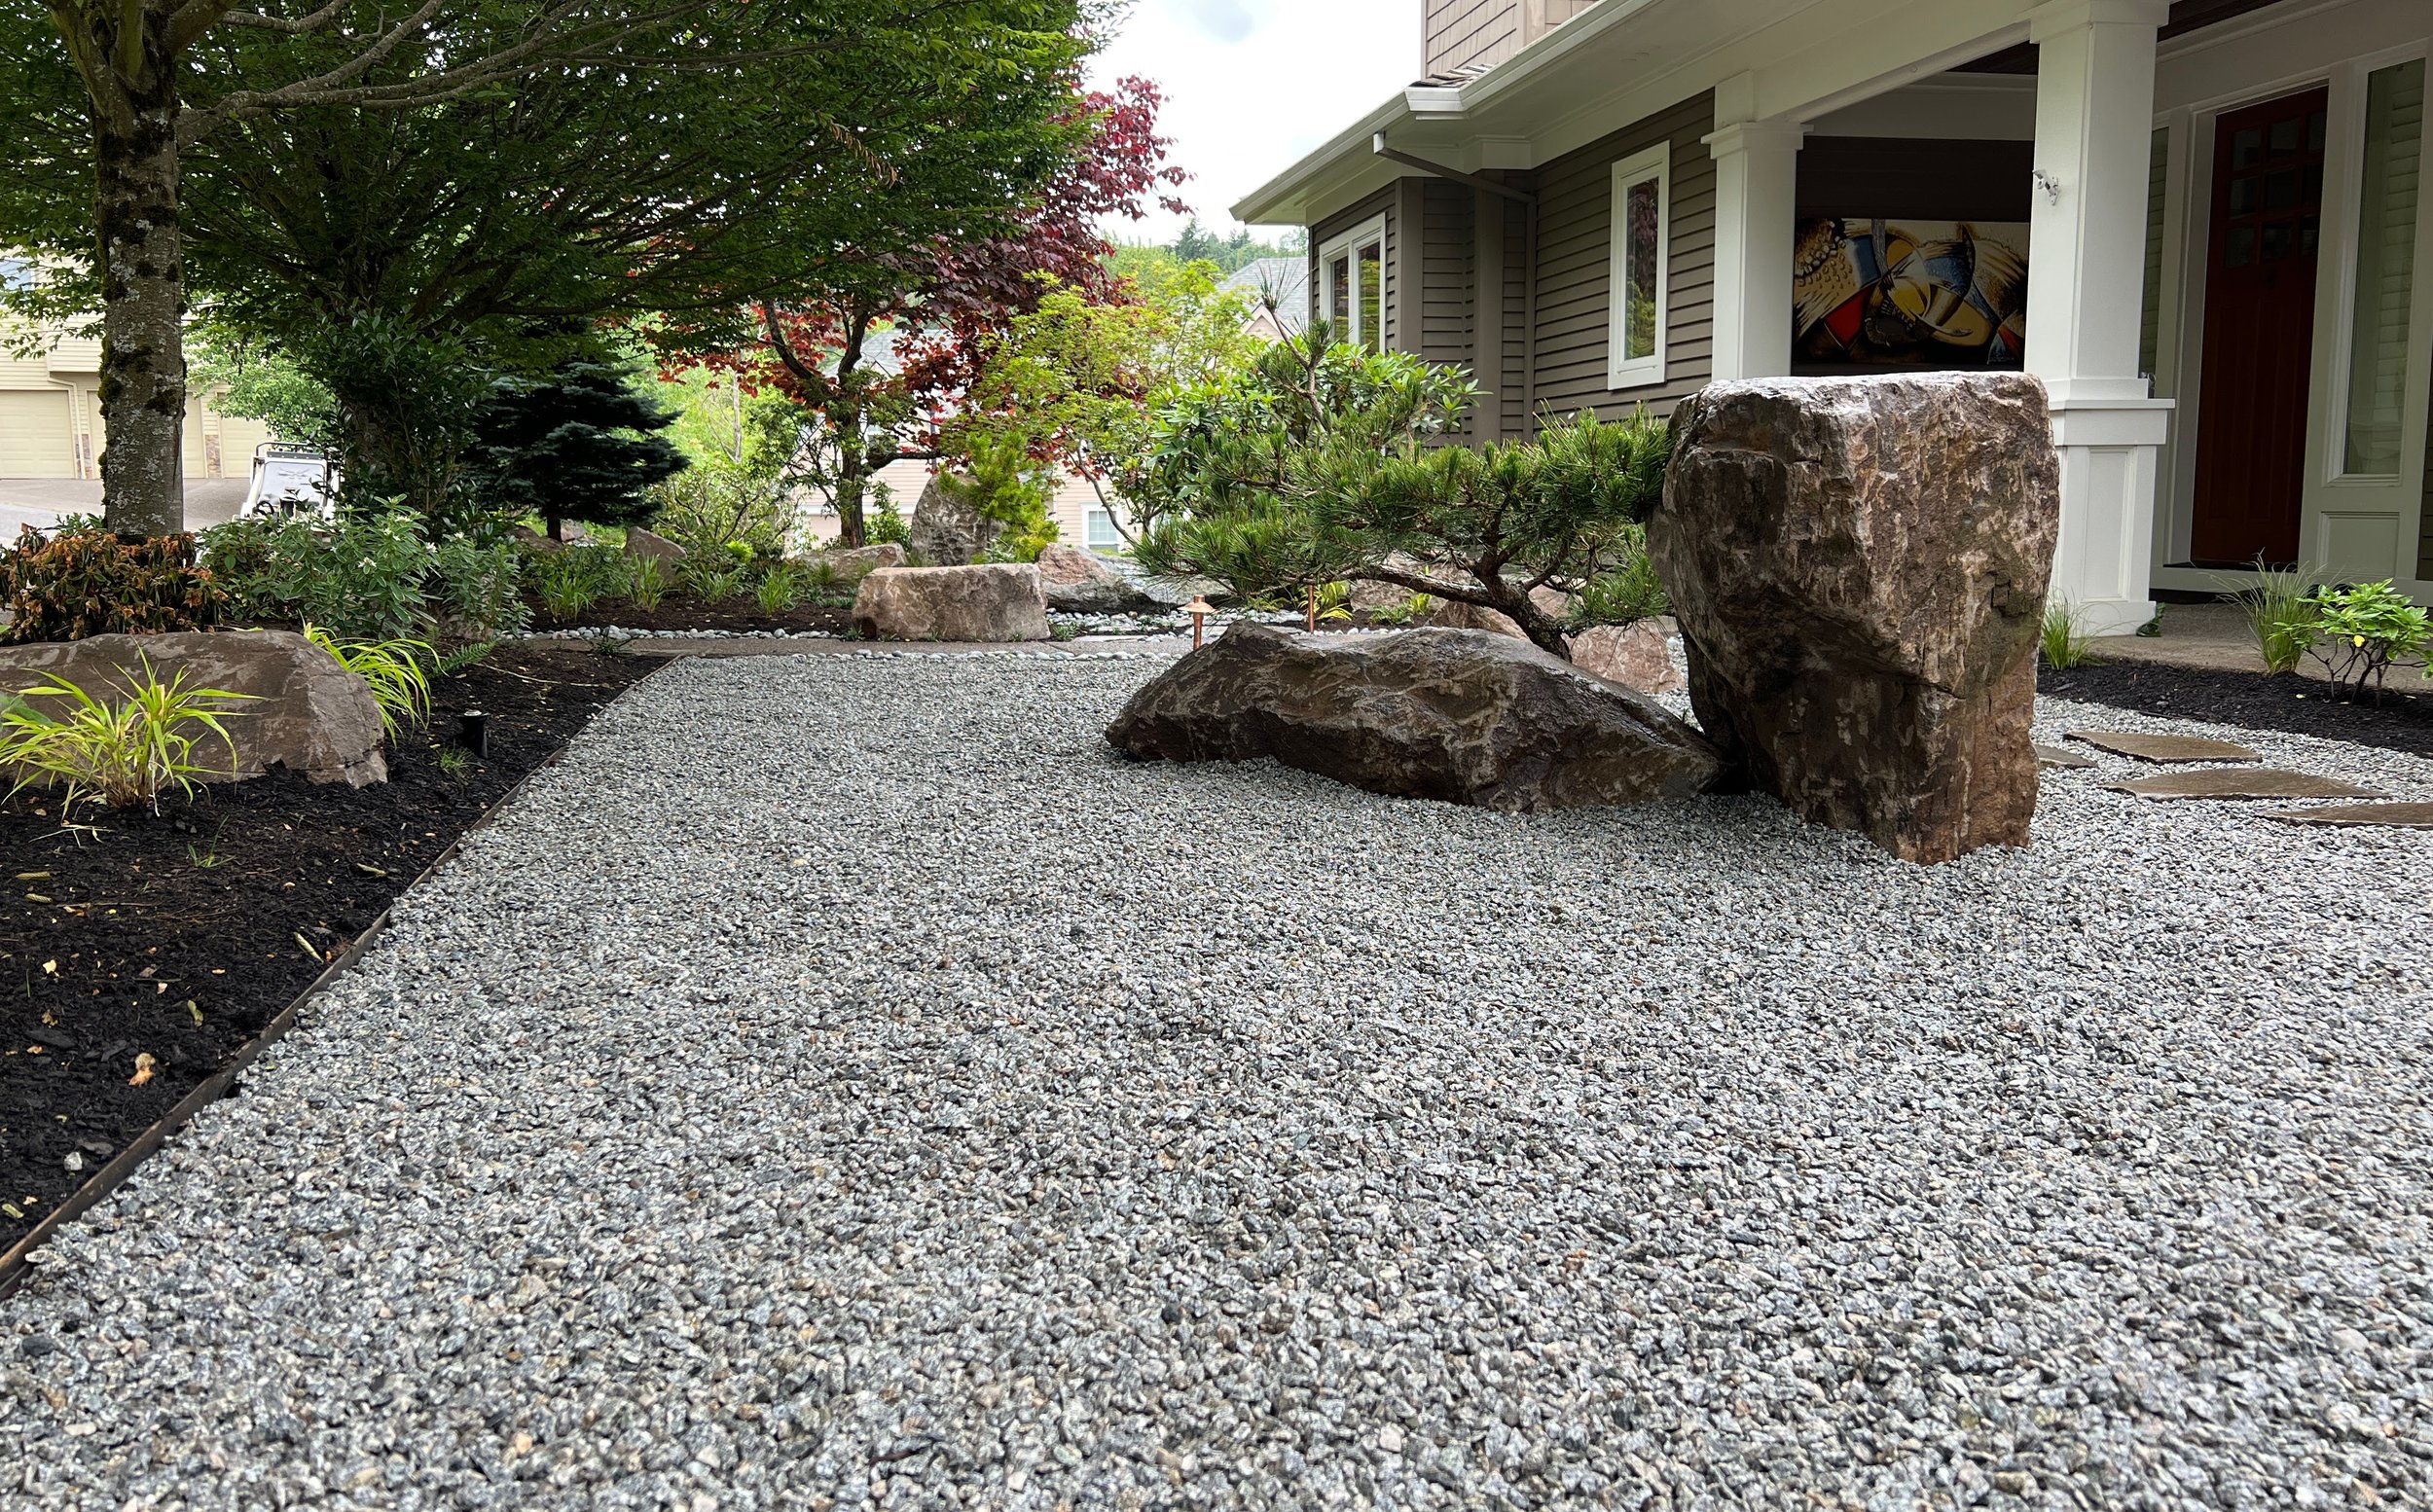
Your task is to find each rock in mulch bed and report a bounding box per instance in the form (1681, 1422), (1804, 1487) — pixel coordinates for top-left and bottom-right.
(1, 654), (2428, 1506)
(0, 646), (652, 1253)
(2043, 658), (2433, 759)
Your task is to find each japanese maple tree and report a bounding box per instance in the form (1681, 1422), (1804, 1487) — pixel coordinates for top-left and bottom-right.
(709, 76), (1188, 549)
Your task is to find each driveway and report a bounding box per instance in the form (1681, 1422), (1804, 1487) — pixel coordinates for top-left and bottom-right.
(0, 478), (248, 537)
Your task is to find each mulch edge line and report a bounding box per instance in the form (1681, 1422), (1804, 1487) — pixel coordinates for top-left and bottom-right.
(0, 662), (666, 1301)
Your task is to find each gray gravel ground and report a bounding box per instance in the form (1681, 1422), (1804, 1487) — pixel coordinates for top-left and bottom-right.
(6, 651), (2432, 1510)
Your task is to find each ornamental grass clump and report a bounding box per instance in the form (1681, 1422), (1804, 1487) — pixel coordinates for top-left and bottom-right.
(2223, 558), (2323, 675)
(304, 625), (433, 738)
(2039, 597), (2095, 669)
(0, 659), (253, 811)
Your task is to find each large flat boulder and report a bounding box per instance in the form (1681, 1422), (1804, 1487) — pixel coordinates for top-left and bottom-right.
(0, 630), (385, 787)
(799, 542), (905, 588)
(852, 564), (1050, 643)
(1035, 544), (1156, 613)
(1651, 373), (2057, 863)
(1105, 623), (1720, 812)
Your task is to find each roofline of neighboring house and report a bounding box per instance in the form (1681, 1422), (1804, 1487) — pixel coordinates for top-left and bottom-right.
(1230, 0), (1671, 226)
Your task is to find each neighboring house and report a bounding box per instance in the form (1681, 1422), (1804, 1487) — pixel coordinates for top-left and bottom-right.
(1236, 0), (2433, 630)
(0, 259), (274, 483)
(1223, 258), (1313, 341)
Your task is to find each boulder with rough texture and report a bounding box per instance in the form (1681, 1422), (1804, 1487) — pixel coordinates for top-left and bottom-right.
(800, 542), (905, 588)
(1035, 544), (1155, 613)
(1426, 585), (1571, 639)
(1106, 623), (1720, 812)
(852, 564), (1050, 643)
(0, 630), (386, 787)
(625, 526), (686, 563)
(909, 473), (994, 565)
(510, 523), (563, 554)
(1570, 619), (1683, 695)
(1651, 373), (2058, 863)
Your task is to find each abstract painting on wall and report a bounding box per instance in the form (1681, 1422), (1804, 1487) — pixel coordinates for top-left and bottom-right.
(1794, 219), (2029, 372)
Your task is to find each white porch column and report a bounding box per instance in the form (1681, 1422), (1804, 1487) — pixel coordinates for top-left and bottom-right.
(2026, 0), (2174, 634)
(1706, 119), (1805, 380)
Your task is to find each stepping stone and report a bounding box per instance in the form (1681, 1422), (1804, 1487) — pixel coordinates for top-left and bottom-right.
(2066, 730), (2261, 764)
(2035, 743), (2096, 770)
(2104, 769), (2384, 802)
(2262, 801), (2433, 828)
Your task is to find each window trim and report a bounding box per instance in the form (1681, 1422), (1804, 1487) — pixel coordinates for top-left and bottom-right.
(1316, 213), (1389, 348)
(1607, 143), (1671, 390)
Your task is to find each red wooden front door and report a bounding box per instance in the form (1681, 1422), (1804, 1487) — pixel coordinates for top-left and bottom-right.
(2191, 86), (2327, 567)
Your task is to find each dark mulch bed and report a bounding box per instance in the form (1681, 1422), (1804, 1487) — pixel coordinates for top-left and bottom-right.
(2040, 658), (2433, 760)
(0, 646), (653, 1250)
(534, 593), (853, 637)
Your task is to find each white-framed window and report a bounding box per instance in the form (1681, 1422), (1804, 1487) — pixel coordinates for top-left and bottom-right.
(1318, 215), (1388, 348)
(1085, 504), (1123, 552)
(1607, 143), (1670, 389)
(2339, 54), (2424, 478)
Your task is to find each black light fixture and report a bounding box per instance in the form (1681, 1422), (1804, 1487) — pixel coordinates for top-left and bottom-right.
(458, 709), (490, 757)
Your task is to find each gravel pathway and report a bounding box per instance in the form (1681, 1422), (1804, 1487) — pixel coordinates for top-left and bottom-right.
(7, 652), (2431, 1509)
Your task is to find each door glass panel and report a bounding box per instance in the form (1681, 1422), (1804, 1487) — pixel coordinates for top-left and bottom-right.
(2230, 176), (2255, 214)
(2266, 168), (2298, 209)
(2233, 127), (2263, 168)
(2262, 223), (2290, 261)
(2227, 226), (2255, 267)
(1621, 174), (1661, 361)
(2307, 109), (2327, 154)
(1356, 240), (1383, 348)
(2343, 57), (2425, 475)
(2270, 116), (2301, 154)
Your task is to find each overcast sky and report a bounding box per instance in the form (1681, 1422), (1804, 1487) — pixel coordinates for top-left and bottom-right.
(1087, 0), (1417, 244)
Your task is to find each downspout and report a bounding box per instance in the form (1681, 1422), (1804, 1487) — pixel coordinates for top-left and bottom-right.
(1373, 132), (1541, 435)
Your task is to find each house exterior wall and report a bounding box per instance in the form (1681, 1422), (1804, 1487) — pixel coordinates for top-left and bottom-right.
(1309, 185), (1405, 349)
(1527, 90), (1718, 422)
(1419, 179), (1477, 433)
(1425, 0), (1521, 76)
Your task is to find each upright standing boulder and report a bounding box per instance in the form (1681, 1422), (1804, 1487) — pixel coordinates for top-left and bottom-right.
(625, 526), (686, 564)
(0, 630), (387, 787)
(909, 473), (995, 566)
(1651, 374), (2058, 862)
(852, 564), (1050, 642)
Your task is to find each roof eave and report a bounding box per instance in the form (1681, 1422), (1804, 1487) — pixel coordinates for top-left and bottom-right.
(1229, 93), (1420, 226)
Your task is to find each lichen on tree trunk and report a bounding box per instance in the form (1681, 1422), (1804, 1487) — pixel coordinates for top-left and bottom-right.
(91, 39), (187, 539)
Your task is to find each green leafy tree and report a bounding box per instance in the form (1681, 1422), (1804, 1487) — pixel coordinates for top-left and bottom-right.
(939, 432), (1058, 563)
(1138, 325), (1670, 660)
(958, 261), (1263, 547)
(0, 0), (744, 536)
(464, 363), (688, 538)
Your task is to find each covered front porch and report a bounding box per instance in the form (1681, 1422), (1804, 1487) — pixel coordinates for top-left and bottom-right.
(1704, 0), (2432, 630)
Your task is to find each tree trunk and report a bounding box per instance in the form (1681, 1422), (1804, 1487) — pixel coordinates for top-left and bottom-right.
(92, 44), (187, 538)
(831, 395), (869, 550)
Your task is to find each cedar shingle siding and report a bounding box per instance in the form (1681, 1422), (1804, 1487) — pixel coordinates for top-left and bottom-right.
(1425, 0), (1520, 75)
(1525, 90), (1717, 422)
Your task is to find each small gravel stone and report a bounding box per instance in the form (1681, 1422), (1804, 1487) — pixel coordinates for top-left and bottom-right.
(2, 651), (2427, 1508)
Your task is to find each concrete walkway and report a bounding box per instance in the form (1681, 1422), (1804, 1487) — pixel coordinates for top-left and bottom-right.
(2088, 601), (2324, 681)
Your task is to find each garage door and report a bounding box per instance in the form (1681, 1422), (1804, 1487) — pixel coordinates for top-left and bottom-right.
(0, 389), (77, 477)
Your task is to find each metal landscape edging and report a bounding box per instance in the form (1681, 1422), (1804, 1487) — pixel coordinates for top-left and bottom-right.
(0, 665), (662, 1300)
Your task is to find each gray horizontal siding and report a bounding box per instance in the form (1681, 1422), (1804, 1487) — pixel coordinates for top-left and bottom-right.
(1308, 186), (1401, 350)
(1527, 89), (1717, 424)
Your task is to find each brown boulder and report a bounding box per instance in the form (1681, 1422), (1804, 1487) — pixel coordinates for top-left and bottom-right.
(1426, 585), (1571, 639)
(0, 630), (386, 787)
(1651, 373), (2058, 863)
(1570, 619), (1683, 696)
(625, 526), (686, 563)
(800, 542), (906, 589)
(1034, 544), (1153, 613)
(1105, 623), (1720, 812)
(909, 473), (996, 565)
(852, 564), (1050, 643)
